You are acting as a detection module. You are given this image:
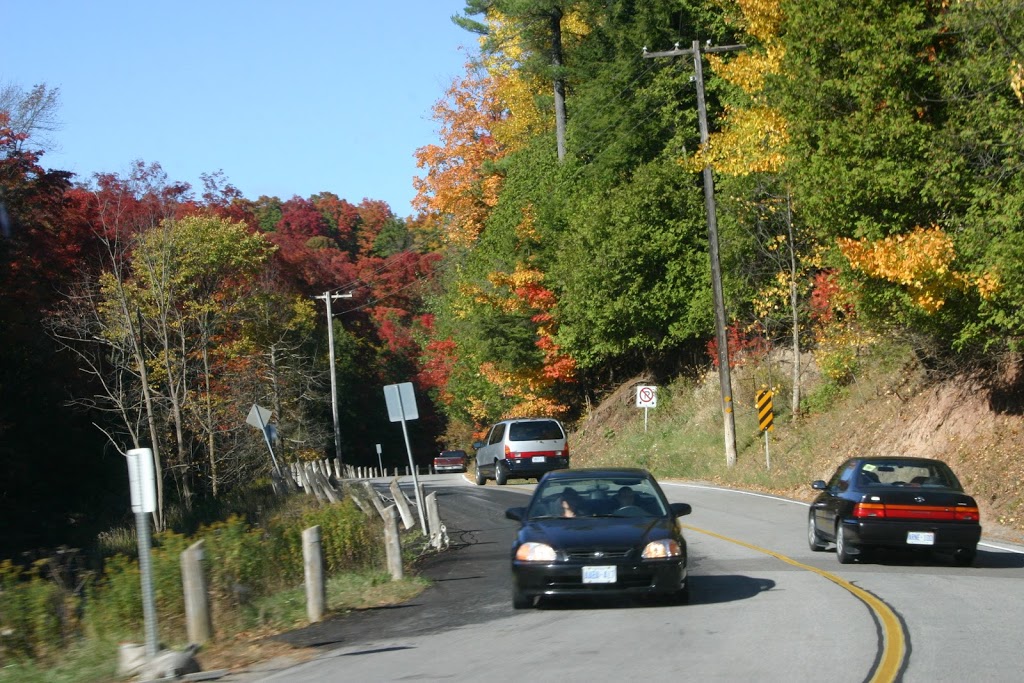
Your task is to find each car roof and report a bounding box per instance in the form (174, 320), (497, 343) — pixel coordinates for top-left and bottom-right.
(854, 456), (950, 466)
(542, 467), (652, 479)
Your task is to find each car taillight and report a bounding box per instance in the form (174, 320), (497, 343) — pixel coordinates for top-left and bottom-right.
(853, 503), (887, 518)
(955, 507), (979, 522)
(853, 502), (980, 521)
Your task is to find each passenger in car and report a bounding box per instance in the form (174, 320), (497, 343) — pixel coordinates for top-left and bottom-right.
(560, 488), (583, 517)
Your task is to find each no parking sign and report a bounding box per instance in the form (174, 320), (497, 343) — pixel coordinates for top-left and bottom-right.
(636, 385), (657, 408)
(636, 385), (656, 432)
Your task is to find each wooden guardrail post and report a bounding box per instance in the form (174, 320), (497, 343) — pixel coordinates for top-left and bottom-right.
(303, 526), (325, 623)
(383, 506), (403, 580)
(389, 478), (415, 530)
(361, 481), (387, 519)
(180, 540), (212, 644)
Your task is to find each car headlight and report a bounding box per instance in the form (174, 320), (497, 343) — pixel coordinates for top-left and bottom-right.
(515, 542), (557, 562)
(642, 539), (681, 559)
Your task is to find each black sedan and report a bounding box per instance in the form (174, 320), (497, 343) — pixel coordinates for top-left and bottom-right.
(808, 457), (982, 565)
(505, 468), (692, 609)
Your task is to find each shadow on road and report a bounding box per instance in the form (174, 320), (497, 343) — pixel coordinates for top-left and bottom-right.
(686, 574), (776, 605)
(535, 574), (775, 610)
(852, 546), (1024, 569)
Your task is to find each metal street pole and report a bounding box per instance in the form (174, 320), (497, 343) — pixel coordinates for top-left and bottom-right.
(314, 291), (353, 467)
(644, 40), (745, 467)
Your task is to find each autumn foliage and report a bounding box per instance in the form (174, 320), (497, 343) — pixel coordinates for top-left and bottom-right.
(837, 226), (999, 313)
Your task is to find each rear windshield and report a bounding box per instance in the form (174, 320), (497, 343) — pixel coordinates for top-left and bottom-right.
(508, 420), (564, 441)
(858, 460), (962, 490)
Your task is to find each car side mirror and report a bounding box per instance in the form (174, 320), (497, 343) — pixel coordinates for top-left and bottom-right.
(473, 441), (485, 450)
(811, 480), (827, 491)
(505, 507), (526, 522)
(669, 502), (692, 518)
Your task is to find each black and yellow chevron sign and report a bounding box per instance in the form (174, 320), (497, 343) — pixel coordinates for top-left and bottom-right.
(756, 389), (774, 432)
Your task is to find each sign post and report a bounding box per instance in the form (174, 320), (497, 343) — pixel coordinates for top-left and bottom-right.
(636, 385), (657, 432)
(125, 447), (159, 659)
(246, 404), (281, 476)
(375, 443), (383, 477)
(383, 382), (427, 534)
(756, 388), (775, 469)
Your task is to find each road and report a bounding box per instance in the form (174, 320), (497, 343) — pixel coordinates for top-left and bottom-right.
(228, 473), (1024, 682)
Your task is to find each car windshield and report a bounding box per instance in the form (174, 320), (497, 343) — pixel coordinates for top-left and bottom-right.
(858, 460), (963, 490)
(508, 420), (564, 441)
(527, 475), (668, 519)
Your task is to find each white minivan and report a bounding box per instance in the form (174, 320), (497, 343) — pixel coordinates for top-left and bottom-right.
(473, 417), (569, 485)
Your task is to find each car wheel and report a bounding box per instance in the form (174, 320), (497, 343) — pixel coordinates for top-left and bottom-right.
(807, 514), (827, 551)
(835, 523), (855, 564)
(474, 466), (486, 486)
(513, 588), (532, 609)
(495, 461), (509, 486)
(953, 545), (977, 567)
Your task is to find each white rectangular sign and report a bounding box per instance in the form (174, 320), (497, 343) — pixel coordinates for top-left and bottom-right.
(126, 447), (157, 514)
(383, 382), (419, 422)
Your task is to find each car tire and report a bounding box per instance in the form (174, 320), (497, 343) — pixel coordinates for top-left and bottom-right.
(513, 588), (532, 609)
(474, 467), (486, 486)
(835, 523), (855, 564)
(808, 514), (827, 551)
(495, 461), (509, 486)
(953, 545), (977, 567)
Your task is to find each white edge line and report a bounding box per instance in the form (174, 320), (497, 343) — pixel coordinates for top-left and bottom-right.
(662, 481), (1024, 555)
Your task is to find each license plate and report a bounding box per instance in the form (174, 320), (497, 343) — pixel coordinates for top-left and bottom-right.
(532, 456), (546, 463)
(582, 566), (617, 584)
(907, 531), (935, 545)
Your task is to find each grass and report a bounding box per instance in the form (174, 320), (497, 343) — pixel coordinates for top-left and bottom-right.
(0, 638), (122, 683)
(243, 571), (430, 633)
(0, 570), (431, 683)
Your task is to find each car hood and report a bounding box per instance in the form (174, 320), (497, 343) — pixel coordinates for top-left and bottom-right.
(517, 517), (675, 549)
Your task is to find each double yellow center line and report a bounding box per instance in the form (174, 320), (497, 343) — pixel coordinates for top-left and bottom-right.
(683, 524), (906, 683)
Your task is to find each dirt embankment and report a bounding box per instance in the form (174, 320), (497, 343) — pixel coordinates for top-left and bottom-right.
(572, 359), (1024, 545)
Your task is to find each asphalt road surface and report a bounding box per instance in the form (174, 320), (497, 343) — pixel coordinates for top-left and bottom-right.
(221, 474), (1024, 683)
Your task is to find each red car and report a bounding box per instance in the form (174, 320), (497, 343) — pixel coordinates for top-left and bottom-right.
(433, 450), (467, 474)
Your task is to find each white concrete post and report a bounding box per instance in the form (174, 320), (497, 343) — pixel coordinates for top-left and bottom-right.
(303, 526), (325, 622)
(383, 506), (403, 580)
(181, 540), (212, 644)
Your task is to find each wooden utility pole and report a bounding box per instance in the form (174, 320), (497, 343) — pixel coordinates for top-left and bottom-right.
(314, 291), (353, 467)
(644, 40), (745, 467)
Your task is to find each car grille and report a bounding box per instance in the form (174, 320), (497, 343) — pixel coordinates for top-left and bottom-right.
(566, 548), (633, 561)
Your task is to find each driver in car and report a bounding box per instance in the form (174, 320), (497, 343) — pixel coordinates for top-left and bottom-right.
(615, 486), (636, 509)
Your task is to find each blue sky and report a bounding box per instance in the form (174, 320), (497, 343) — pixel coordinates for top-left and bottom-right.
(3, 1), (476, 219)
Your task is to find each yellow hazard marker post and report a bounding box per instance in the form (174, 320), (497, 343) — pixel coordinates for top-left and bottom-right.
(756, 387), (774, 469)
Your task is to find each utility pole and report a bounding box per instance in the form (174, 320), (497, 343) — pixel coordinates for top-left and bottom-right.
(644, 40), (745, 467)
(314, 291), (353, 468)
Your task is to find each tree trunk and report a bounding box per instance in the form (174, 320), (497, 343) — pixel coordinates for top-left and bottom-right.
(786, 192), (801, 420)
(550, 8), (567, 161)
